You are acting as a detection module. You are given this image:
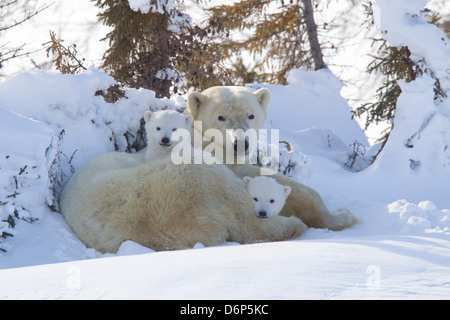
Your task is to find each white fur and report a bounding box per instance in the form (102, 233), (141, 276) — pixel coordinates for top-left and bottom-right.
(144, 110), (193, 162)
(243, 176), (291, 219)
(185, 86), (270, 162)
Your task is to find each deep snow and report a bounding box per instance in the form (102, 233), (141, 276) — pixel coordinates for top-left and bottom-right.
(1, 235), (450, 300)
(0, 0), (449, 300)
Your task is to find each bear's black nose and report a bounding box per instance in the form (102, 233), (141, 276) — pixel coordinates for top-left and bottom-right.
(161, 137), (170, 144)
(233, 138), (249, 153)
(258, 211), (267, 218)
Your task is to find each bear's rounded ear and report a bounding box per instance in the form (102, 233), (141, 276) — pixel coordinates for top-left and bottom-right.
(283, 185), (291, 197)
(186, 91), (207, 118)
(243, 176), (252, 185)
(144, 110), (152, 123)
(254, 88), (270, 113)
(184, 114), (194, 128)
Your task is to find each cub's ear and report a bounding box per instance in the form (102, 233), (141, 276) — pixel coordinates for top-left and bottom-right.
(283, 185), (291, 197)
(243, 176), (252, 185)
(144, 110), (152, 123)
(186, 91), (208, 118)
(254, 88), (270, 113)
(184, 114), (194, 128)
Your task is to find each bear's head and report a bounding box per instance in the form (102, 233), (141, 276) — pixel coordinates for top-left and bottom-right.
(186, 86), (270, 162)
(243, 176), (291, 220)
(144, 110), (193, 149)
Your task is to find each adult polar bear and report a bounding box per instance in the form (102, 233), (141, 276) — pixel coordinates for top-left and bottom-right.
(60, 86), (355, 253)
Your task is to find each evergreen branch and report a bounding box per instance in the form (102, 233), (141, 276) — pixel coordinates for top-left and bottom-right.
(43, 30), (87, 74)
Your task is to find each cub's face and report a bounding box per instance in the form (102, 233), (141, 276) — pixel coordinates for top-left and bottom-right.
(144, 110), (193, 149)
(243, 176), (291, 219)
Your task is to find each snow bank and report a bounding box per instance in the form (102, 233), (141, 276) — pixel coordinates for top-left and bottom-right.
(336, 0), (450, 208)
(371, 0), (450, 176)
(0, 108), (58, 252)
(373, 0), (450, 86)
(1, 235), (449, 299)
(250, 69), (372, 176)
(375, 77), (450, 175)
(265, 69), (368, 147)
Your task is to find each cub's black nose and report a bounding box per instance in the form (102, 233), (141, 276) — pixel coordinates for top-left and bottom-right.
(161, 137), (170, 144)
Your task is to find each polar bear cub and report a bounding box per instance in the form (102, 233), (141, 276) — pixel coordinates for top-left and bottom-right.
(243, 176), (291, 220)
(144, 110), (193, 162)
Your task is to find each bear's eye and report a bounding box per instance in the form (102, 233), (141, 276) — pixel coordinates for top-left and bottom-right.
(253, 197), (258, 202)
(218, 116), (226, 121)
(156, 127), (161, 131)
(172, 128), (177, 132)
(248, 114), (255, 120)
(270, 199), (275, 203)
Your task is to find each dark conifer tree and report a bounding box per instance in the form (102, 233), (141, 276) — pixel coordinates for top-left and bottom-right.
(199, 0), (326, 85)
(94, 0), (190, 98)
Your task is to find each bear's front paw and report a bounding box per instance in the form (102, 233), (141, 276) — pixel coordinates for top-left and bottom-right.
(285, 216), (308, 239)
(263, 215), (307, 241)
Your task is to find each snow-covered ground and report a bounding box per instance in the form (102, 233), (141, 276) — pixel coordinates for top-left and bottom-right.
(0, 0), (449, 300)
(1, 235), (449, 299)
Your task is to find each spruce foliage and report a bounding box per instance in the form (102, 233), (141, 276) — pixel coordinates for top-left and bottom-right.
(200, 0), (326, 86)
(44, 31), (87, 74)
(92, 0), (326, 92)
(352, 43), (420, 143)
(94, 0), (188, 97)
